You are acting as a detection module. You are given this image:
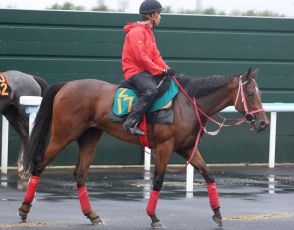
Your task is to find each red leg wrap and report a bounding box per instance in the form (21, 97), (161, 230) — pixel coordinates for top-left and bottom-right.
(77, 186), (92, 215)
(24, 175), (40, 203)
(207, 182), (220, 209)
(146, 190), (160, 216)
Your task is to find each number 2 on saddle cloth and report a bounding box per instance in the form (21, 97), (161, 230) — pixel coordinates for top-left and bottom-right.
(0, 73), (11, 97)
(109, 79), (179, 147)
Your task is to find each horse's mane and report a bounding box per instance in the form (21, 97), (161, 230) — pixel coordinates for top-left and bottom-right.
(175, 73), (239, 98)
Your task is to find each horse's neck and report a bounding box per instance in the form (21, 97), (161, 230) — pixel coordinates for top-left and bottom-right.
(198, 79), (236, 116)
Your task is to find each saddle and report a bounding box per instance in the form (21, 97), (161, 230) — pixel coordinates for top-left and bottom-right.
(109, 77), (179, 125)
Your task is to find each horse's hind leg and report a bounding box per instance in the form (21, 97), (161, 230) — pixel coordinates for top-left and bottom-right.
(182, 148), (222, 227)
(75, 128), (103, 224)
(19, 138), (69, 221)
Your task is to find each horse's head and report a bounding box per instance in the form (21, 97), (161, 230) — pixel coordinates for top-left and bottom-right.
(234, 68), (269, 132)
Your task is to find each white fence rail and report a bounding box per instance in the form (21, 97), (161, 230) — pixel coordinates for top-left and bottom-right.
(144, 103), (294, 192)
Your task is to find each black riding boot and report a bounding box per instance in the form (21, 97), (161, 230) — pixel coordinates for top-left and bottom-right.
(123, 88), (158, 136)
(123, 117), (145, 136)
(122, 72), (159, 136)
(122, 100), (148, 136)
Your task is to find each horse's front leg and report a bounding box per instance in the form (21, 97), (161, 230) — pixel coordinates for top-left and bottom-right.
(146, 142), (173, 228)
(75, 129), (103, 224)
(180, 147), (222, 227)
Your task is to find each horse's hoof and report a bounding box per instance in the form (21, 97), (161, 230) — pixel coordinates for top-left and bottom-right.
(91, 216), (104, 225)
(151, 221), (165, 228)
(212, 214), (223, 228)
(18, 210), (27, 222)
(18, 207), (28, 221)
(87, 211), (104, 225)
(18, 202), (31, 221)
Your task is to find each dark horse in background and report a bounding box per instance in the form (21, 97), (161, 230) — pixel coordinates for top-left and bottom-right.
(0, 70), (48, 177)
(19, 69), (269, 228)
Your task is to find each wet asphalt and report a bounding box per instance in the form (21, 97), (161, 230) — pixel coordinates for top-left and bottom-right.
(0, 166), (294, 230)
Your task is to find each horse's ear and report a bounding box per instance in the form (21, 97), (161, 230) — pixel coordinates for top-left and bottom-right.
(244, 68), (252, 81)
(251, 68), (259, 78)
(245, 67), (258, 80)
(246, 67), (252, 76)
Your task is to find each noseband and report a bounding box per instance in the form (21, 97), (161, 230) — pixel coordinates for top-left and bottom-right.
(234, 75), (264, 124)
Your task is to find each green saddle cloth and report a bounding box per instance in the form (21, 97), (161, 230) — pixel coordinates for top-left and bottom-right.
(112, 79), (179, 116)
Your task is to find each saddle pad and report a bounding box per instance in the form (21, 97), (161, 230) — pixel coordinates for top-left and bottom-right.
(112, 79), (179, 116)
(0, 73), (10, 97)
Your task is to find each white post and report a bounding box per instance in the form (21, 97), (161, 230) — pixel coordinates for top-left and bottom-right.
(143, 171), (151, 198)
(19, 96), (42, 135)
(186, 163), (194, 192)
(1, 116), (9, 174)
(1, 174), (7, 187)
(269, 112), (277, 168)
(144, 147), (151, 171)
(27, 108), (39, 136)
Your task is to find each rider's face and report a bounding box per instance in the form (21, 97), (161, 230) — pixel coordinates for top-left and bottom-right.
(153, 12), (161, 26)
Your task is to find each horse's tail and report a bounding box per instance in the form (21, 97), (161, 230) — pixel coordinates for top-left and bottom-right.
(32, 75), (49, 96)
(23, 83), (66, 175)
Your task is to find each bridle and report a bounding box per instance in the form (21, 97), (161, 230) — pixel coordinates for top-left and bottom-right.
(233, 75), (265, 126)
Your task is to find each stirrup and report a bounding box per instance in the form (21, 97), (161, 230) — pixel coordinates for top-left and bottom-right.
(123, 121), (144, 136)
(128, 126), (145, 136)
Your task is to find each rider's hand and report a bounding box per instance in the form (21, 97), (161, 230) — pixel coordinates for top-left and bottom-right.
(163, 68), (176, 76)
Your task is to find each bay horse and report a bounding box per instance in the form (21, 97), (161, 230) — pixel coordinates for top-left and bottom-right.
(0, 70), (48, 177)
(19, 68), (269, 228)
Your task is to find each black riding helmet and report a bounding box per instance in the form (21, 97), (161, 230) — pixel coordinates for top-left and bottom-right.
(139, 0), (164, 15)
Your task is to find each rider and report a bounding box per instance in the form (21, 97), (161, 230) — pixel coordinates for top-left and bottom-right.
(122, 0), (176, 136)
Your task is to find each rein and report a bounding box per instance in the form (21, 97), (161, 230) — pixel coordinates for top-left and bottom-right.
(171, 75), (264, 167)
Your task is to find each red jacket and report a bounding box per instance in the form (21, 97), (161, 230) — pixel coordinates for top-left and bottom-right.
(122, 22), (169, 80)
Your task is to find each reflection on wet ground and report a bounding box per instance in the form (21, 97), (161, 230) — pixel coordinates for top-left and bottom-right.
(1, 166), (294, 230)
(1, 165), (294, 201)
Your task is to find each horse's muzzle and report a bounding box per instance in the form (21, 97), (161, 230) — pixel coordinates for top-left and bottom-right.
(253, 120), (270, 132)
(247, 111), (270, 133)
(258, 120), (269, 132)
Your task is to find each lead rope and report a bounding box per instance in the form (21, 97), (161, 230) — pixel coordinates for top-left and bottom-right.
(170, 75), (263, 170)
(167, 98), (203, 173)
(167, 77), (228, 172)
(171, 76), (246, 132)
(156, 75), (264, 172)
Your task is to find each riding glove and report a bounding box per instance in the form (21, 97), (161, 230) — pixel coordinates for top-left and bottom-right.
(163, 68), (176, 76)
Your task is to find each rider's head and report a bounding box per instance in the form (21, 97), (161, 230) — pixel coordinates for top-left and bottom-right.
(139, 0), (164, 27)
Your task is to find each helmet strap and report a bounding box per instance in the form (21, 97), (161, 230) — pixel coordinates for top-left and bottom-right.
(145, 13), (157, 28)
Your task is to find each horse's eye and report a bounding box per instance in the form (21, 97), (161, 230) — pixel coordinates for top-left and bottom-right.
(248, 92), (254, 98)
